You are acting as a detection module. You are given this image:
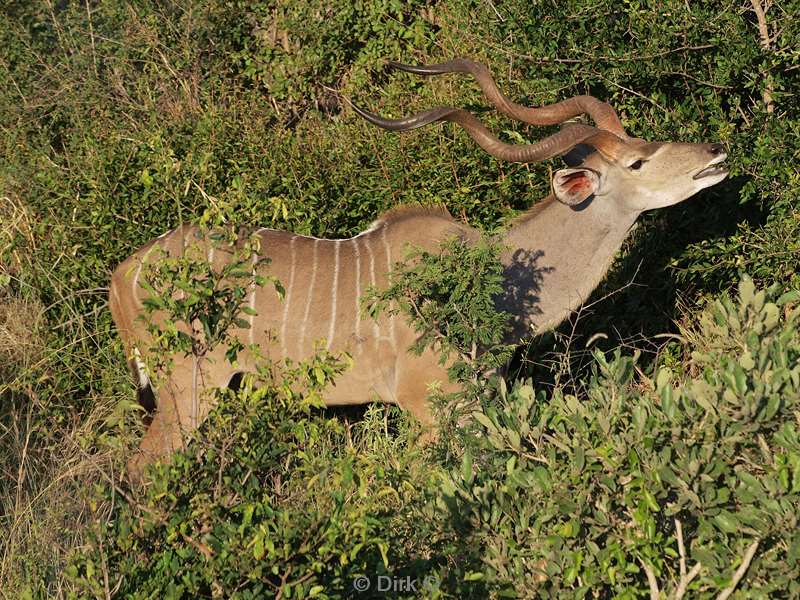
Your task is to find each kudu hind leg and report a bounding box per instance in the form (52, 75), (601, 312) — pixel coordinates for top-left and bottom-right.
(127, 368), (196, 481)
(127, 407), (184, 481)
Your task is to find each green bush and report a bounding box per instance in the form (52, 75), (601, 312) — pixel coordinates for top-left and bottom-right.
(68, 230), (799, 598)
(366, 236), (515, 385)
(437, 278), (800, 597)
(67, 353), (421, 599)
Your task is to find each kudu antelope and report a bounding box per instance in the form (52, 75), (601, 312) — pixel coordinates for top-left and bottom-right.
(110, 58), (728, 478)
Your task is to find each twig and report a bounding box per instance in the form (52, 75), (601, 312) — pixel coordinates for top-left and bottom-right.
(180, 531), (214, 560)
(50, 301), (108, 331)
(0, 62), (28, 106)
(665, 71), (733, 91)
(43, 287), (110, 312)
(601, 77), (669, 114)
(484, 0), (506, 21)
(85, 0), (98, 78)
(639, 558), (660, 600)
(275, 567), (292, 600)
(673, 520), (703, 600)
(44, 0), (72, 60)
(584, 261), (644, 312)
(98, 535), (112, 600)
(716, 540), (760, 600)
(676, 519), (687, 580)
(675, 563), (702, 600)
(749, 0), (775, 113)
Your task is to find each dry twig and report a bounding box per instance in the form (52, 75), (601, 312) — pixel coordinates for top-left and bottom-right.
(749, 0), (775, 113)
(716, 540), (760, 600)
(638, 558), (660, 600)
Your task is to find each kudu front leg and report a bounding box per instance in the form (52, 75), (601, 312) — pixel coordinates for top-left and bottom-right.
(394, 350), (459, 443)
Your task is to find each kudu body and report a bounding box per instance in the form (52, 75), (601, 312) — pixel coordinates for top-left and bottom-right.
(110, 59), (728, 478)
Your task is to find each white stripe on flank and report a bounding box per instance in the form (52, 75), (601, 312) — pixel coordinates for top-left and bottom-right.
(156, 229), (171, 240)
(281, 236), (297, 357)
(326, 241), (341, 350)
(299, 239), (319, 356)
(353, 237), (361, 343)
(363, 235), (380, 345)
(381, 226), (397, 350)
(131, 259), (144, 307)
(248, 252), (258, 346)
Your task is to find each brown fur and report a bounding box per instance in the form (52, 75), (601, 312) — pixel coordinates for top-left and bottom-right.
(371, 203), (453, 227)
(507, 195), (558, 228)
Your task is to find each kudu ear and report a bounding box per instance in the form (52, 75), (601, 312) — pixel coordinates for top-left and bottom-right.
(552, 168), (601, 206)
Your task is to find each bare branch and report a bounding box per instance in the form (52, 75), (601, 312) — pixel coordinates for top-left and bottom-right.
(716, 540), (760, 600)
(639, 558), (660, 600)
(672, 518), (704, 599)
(749, 0), (775, 113)
(675, 563), (702, 600)
(675, 519), (687, 579)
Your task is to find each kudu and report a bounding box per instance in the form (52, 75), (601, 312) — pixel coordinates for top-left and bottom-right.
(110, 58), (728, 478)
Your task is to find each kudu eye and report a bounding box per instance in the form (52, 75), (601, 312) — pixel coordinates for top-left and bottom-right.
(628, 159), (644, 170)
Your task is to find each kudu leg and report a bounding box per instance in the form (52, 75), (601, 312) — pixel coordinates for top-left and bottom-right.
(126, 363), (203, 482)
(394, 350), (459, 441)
(127, 406), (184, 482)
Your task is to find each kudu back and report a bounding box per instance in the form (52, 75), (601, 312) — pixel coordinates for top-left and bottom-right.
(110, 58), (727, 479)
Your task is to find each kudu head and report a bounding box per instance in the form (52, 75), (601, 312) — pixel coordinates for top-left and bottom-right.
(353, 58), (727, 215)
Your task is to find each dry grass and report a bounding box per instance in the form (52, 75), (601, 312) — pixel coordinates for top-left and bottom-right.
(0, 306), (129, 599)
(0, 391), (127, 599)
(0, 196), (37, 281)
(0, 295), (45, 377)
(0, 197), (134, 597)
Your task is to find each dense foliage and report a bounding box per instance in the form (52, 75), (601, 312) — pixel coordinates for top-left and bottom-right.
(441, 278), (800, 597)
(1, 0), (798, 597)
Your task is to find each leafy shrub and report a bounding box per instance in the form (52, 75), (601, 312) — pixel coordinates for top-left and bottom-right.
(437, 278), (800, 597)
(215, 0), (434, 118)
(367, 236), (515, 387)
(67, 351), (414, 599)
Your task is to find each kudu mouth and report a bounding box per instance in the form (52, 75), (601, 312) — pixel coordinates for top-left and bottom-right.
(693, 152), (728, 180)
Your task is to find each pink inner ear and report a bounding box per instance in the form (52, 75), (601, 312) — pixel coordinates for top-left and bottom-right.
(561, 172), (591, 196)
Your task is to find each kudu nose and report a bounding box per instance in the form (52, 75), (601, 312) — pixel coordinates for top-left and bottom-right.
(709, 143), (725, 156)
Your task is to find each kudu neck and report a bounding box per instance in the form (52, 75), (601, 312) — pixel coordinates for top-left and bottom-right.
(496, 194), (640, 338)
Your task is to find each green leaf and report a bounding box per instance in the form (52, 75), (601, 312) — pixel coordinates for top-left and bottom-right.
(461, 449), (474, 486)
(472, 412), (496, 432)
(777, 291), (800, 306)
(714, 510), (740, 533)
